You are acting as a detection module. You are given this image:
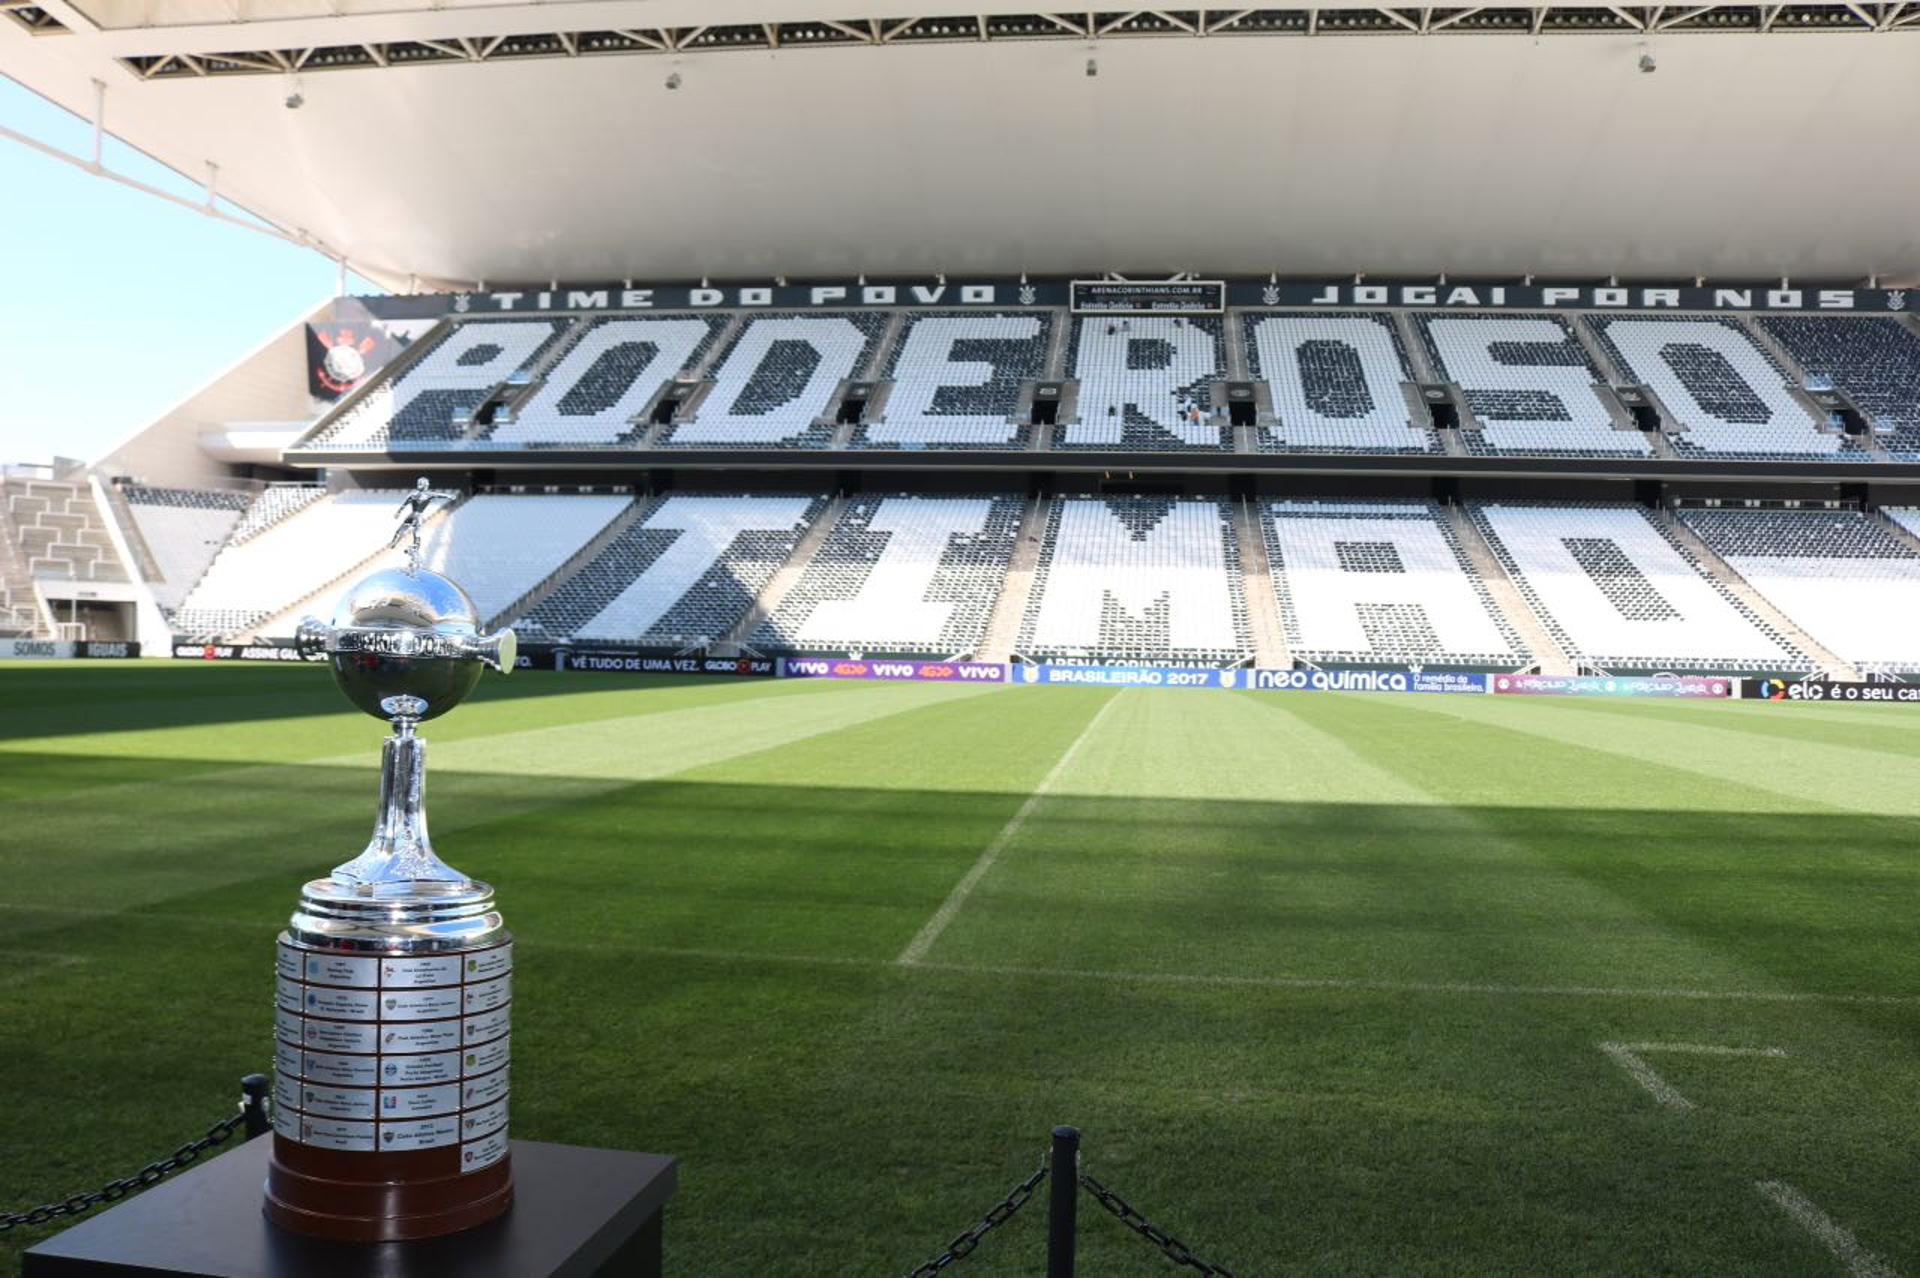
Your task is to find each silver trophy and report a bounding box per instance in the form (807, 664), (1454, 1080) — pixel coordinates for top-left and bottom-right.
(267, 499), (521, 1241)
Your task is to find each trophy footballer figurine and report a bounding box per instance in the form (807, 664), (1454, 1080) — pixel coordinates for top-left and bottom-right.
(267, 496), (520, 1240)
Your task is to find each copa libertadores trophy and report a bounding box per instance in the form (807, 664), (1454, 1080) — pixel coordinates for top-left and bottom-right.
(267, 485), (519, 1241)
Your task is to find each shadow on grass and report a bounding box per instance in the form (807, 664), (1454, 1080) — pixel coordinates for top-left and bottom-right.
(4, 745), (1918, 1004)
(0, 664), (767, 742)
(7, 749), (1920, 1276)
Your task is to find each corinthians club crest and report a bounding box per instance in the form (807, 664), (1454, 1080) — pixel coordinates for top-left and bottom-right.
(312, 328), (378, 395)
(1889, 291), (1908, 312)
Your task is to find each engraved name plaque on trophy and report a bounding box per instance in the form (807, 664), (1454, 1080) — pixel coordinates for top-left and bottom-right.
(265, 507), (520, 1242)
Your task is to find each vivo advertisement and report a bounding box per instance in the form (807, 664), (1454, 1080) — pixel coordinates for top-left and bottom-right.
(780, 657), (1007, 683)
(1490, 674), (1732, 699)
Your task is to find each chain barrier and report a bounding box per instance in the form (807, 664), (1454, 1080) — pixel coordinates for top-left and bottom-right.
(1, 1105), (252, 1234)
(1079, 1170), (1239, 1277)
(904, 1162), (1050, 1277)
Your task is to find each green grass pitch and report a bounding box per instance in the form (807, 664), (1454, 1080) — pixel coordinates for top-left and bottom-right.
(3, 661), (1919, 1275)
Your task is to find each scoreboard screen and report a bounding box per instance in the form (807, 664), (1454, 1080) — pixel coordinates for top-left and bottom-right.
(1069, 280), (1226, 314)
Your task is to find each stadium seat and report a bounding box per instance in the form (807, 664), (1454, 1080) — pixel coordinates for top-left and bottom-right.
(228, 485), (326, 544)
(1418, 314), (1649, 456)
(1245, 312), (1436, 453)
(661, 314), (889, 447)
(315, 320), (572, 448)
(352, 493), (633, 622)
(1018, 496), (1249, 663)
(754, 495), (1024, 654)
(488, 316), (726, 447)
(1059, 317), (1231, 450)
(1472, 502), (1805, 671)
(1590, 317), (1841, 458)
(1263, 500), (1522, 666)
(121, 485), (253, 614)
(856, 313), (1051, 449)
(172, 488), (413, 636)
(1759, 316), (1920, 457)
(1680, 507), (1920, 672)
(517, 493), (826, 644)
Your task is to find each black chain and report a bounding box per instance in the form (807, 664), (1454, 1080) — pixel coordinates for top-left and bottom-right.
(0, 1106), (251, 1234)
(1079, 1171), (1238, 1276)
(904, 1162), (1049, 1277)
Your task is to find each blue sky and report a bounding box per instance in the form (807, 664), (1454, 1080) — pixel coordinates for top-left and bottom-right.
(0, 76), (376, 466)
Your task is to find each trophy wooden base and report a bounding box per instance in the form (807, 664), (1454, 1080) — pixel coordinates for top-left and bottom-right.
(265, 1138), (513, 1242)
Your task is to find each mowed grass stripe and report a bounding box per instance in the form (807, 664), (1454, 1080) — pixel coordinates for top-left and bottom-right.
(930, 690), (1791, 995)
(11, 669), (1920, 1277)
(1384, 691), (1920, 817)
(1521, 695), (1920, 760)
(479, 687), (1118, 963)
(0, 676), (972, 924)
(898, 689), (1122, 963)
(369, 679), (1003, 780)
(0, 667), (858, 765)
(1280, 691), (1920, 999)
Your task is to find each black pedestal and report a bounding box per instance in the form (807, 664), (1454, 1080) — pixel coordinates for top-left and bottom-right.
(23, 1138), (676, 1278)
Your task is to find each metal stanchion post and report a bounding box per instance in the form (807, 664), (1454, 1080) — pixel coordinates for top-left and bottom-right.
(1048, 1126), (1080, 1278)
(240, 1074), (272, 1140)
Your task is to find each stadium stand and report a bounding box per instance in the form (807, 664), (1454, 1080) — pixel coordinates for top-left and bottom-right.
(516, 493), (827, 645)
(1680, 507), (1920, 672)
(352, 493), (633, 623)
(1759, 316), (1920, 457)
(121, 486), (252, 614)
(660, 314), (890, 447)
(1589, 317), (1841, 458)
(1471, 503), (1806, 671)
(229, 484), (326, 545)
(1244, 312), (1435, 453)
(1262, 501), (1524, 667)
(171, 488), (412, 636)
(1416, 314), (1648, 456)
(1018, 496), (1250, 664)
(487, 316), (728, 447)
(4, 476), (127, 583)
(1060, 316), (1231, 450)
(856, 312), (1052, 449)
(752, 495), (1024, 654)
(313, 319), (573, 449)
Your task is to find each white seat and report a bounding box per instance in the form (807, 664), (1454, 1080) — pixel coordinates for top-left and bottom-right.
(1594, 317), (1838, 458)
(519, 494), (824, 644)
(1019, 496), (1249, 663)
(1473, 503), (1803, 670)
(1265, 500), (1521, 665)
(1684, 508), (1920, 671)
(756, 495), (1023, 653)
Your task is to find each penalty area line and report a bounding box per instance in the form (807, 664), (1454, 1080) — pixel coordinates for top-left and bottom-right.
(895, 691), (1123, 966)
(1756, 1181), (1899, 1278)
(1600, 1041), (1787, 1111)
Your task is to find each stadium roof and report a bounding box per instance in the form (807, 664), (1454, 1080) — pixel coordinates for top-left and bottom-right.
(6, 0), (1919, 290)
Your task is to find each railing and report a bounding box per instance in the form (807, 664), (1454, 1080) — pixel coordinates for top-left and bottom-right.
(905, 1126), (1240, 1277)
(1, 1076), (270, 1235)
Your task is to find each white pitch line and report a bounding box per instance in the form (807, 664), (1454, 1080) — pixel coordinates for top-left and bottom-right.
(1600, 1042), (1695, 1110)
(530, 939), (1920, 1006)
(1756, 1181), (1899, 1278)
(896, 691), (1124, 965)
(1600, 1041), (1787, 1110)
(1621, 1042), (1789, 1058)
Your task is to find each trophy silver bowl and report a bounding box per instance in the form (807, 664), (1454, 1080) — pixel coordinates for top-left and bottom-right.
(268, 549), (520, 1241)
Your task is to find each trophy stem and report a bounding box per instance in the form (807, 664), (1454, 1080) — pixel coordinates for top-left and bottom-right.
(330, 725), (468, 892)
